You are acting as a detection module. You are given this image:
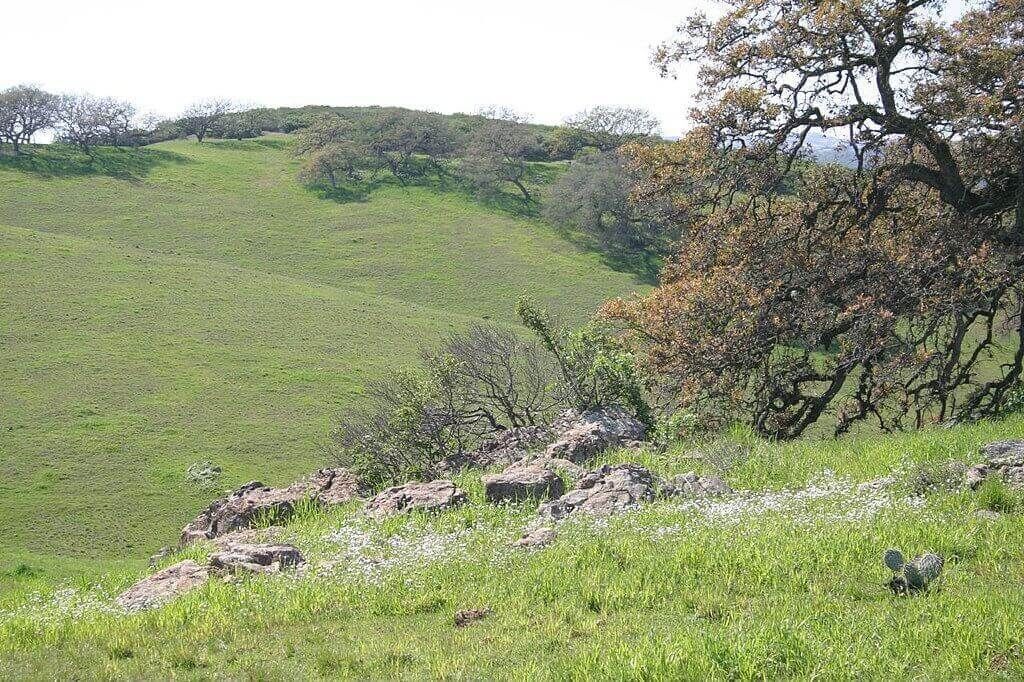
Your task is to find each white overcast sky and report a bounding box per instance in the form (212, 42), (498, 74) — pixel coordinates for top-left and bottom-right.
(2, 0), (704, 135)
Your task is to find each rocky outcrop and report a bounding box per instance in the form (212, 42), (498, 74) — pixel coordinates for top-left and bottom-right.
(181, 468), (367, 545)
(119, 540), (306, 611)
(309, 468), (369, 504)
(965, 440), (1024, 490)
(208, 542), (305, 574)
(538, 463), (660, 520)
(116, 560), (211, 612)
(454, 607), (491, 627)
(662, 472), (733, 499)
(482, 463), (565, 504)
(432, 407), (647, 477)
(512, 526), (557, 549)
(434, 425), (553, 475)
(543, 408), (646, 463)
(365, 480), (469, 519)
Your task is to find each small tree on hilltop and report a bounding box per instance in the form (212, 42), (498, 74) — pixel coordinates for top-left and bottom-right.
(213, 108), (271, 140)
(179, 99), (235, 143)
(53, 94), (137, 154)
(294, 114), (372, 187)
(560, 105), (661, 154)
(357, 109), (459, 181)
(461, 108), (540, 202)
(605, 0), (1024, 439)
(0, 85), (56, 155)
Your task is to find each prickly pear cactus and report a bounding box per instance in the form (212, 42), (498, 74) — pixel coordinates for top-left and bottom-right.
(884, 548), (943, 595)
(909, 553), (944, 585)
(883, 548), (905, 573)
(903, 563), (924, 590)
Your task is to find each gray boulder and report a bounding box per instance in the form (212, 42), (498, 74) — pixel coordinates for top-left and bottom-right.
(116, 560), (210, 611)
(431, 408), (646, 477)
(181, 468), (367, 545)
(512, 527), (557, 549)
(662, 472), (733, 499)
(365, 479), (469, 519)
(433, 425), (554, 475)
(482, 464), (565, 504)
(538, 463), (660, 520)
(965, 440), (1024, 490)
(543, 408), (646, 463)
(208, 542), (305, 574)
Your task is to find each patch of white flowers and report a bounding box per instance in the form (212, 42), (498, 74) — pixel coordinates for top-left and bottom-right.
(676, 469), (924, 525)
(0, 586), (120, 623)
(619, 470), (928, 541)
(320, 522), (480, 585)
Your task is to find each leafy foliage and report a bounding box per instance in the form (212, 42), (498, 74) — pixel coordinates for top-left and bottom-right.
(517, 299), (652, 426)
(555, 105), (660, 156)
(543, 150), (671, 252)
(608, 0), (1024, 439)
(331, 325), (558, 487)
(461, 110), (540, 202)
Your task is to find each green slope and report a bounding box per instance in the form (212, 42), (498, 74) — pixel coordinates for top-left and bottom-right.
(0, 138), (646, 576)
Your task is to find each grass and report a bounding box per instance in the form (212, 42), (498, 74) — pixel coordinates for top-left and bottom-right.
(1, 415), (1023, 679)
(0, 139), (647, 579)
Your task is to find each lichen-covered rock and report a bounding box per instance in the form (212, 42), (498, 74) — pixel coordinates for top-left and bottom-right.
(180, 468), (367, 545)
(365, 480), (469, 519)
(538, 463), (660, 520)
(454, 607), (491, 627)
(543, 408), (646, 463)
(208, 542), (305, 574)
(116, 560), (210, 611)
(482, 463), (565, 504)
(433, 425), (554, 476)
(981, 440), (1024, 459)
(512, 527), (557, 549)
(310, 468), (369, 505)
(431, 408), (646, 477)
(965, 440), (1024, 490)
(662, 472), (733, 499)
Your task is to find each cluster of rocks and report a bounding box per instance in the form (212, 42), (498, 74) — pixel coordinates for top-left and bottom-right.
(180, 468), (367, 545)
(118, 535), (307, 611)
(121, 426), (1023, 612)
(433, 407), (645, 476)
(965, 440), (1024, 490)
(123, 408), (727, 609)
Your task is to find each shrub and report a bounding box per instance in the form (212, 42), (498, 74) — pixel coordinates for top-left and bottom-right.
(331, 325), (560, 488)
(900, 459), (967, 497)
(332, 309), (654, 487)
(516, 298), (652, 426)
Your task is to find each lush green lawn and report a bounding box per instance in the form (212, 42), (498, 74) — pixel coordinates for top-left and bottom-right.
(0, 139), (647, 579)
(1, 417), (1022, 679)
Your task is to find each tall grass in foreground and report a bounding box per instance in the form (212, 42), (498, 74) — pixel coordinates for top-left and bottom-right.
(1, 417), (1023, 679)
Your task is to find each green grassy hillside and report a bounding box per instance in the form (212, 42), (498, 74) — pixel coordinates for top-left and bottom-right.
(0, 138), (647, 579)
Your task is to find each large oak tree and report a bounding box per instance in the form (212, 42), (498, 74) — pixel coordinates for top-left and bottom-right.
(607, 0), (1024, 438)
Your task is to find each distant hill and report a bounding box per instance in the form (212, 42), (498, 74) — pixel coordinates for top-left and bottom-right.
(0, 137), (648, 578)
(802, 130), (860, 167)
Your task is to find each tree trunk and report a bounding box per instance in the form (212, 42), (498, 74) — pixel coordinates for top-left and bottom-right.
(1016, 138), (1023, 237)
(511, 178), (531, 202)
